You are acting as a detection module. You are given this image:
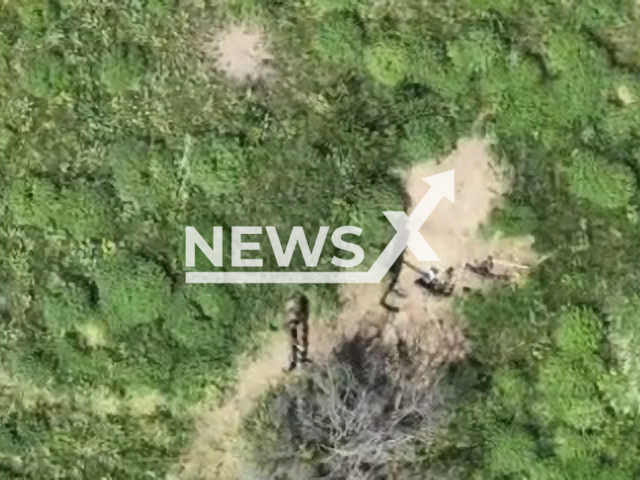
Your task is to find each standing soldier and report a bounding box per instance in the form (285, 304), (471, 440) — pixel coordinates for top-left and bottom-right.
(284, 293), (311, 371)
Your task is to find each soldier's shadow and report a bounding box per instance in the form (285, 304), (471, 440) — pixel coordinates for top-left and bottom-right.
(380, 254), (405, 313)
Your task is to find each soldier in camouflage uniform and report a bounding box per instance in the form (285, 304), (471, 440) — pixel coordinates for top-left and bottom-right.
(284, 293), (311, 371)
(465, 256), (509, 280)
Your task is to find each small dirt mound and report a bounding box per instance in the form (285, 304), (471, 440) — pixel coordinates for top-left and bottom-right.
(202, 25), (273, 82)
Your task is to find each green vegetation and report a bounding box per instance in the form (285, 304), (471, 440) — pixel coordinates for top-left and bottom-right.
(2, 0), (640, 477)
(0, 1), (404, 476)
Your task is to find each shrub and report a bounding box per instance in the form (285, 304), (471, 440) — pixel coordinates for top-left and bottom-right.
(565, 153), (636, 209)
(364, 43), (408, 87)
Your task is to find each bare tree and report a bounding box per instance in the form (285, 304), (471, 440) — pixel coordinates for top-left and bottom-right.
(251, 331), (447, 479)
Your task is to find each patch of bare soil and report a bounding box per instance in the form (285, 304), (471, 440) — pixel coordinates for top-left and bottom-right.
(201, 24), (273, 82)
(381, 137), (537, 365)
(335, 281), (392, 340)
(407, 137), (536, 270)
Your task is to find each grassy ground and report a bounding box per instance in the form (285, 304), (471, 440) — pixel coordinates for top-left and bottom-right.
(1, 0), (640, 478)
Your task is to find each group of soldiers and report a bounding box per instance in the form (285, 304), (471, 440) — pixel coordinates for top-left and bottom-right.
(406, 255), (509, 297)
(282, 255), (509, 371)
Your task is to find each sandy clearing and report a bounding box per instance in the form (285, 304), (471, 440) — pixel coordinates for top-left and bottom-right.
(406, 137), (534, 268)
(202, 25), (273, 82)
(384, 137), (536, 364)
(405, 137), (536, 283)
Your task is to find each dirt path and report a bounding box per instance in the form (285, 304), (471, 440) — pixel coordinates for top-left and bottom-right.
(178, 284), (393, 480)
(179, 331), (290, 479)
(179, 304), (353, 480)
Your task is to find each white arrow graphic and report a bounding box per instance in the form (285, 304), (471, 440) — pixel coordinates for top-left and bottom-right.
(186, 170), (454, 284)
(383, 170), (454, 261)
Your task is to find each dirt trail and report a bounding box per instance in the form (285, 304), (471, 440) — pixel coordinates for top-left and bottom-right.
(178, 284), (395, 480)
(179, 315), (345, 479)
(179, 331), (290, 479)
(179, 137), (536, 479)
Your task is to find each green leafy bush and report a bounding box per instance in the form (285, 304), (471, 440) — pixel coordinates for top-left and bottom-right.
(364, 43), (408, 86)
(314, 14), (362, 65)
(565, 153), (636, 209)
